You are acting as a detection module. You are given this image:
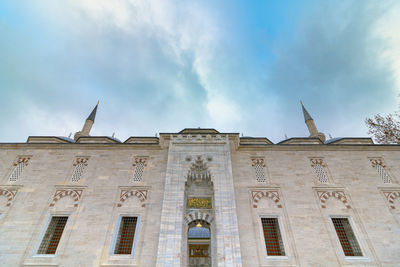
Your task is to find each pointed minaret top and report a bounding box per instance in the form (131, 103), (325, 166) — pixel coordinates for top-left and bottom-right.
(87, 101), (99, 122)
(300, 101), (313, 122)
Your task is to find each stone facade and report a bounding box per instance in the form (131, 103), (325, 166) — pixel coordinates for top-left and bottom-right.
(0, 128), (399, 266)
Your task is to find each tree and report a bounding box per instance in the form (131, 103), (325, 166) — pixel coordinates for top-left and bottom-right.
(365, 113), (400, 144)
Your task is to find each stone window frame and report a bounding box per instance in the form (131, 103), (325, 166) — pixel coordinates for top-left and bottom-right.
(100, 187), (149, 266)
(257, 214), (288, 259)
(132, 156), (148, 183)
(6, 155), (32, 183)
(109, 214), (141, 257)
(70, 156), (90, 183)
(32, 212), (71, 258)
(313, 187), (375, 263)
(251, 157), (268, 184)
(369, 157), (396, 184)
(249, 187), (298, 265)
(328, 215), (369, 261)
(309, 157), (332, 184)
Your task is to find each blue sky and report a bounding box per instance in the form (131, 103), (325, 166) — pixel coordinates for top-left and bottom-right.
(0, 0), (399, 142)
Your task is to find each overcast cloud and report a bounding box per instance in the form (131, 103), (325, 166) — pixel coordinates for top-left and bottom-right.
(0, 0), (399, 142)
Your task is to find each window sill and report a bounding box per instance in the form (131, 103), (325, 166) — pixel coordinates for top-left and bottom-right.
(343, 256), (370, 261)
(265, 256), (289, 260)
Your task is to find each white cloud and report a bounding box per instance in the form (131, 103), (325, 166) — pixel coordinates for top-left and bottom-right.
(373, 1), (400, 90)
(71, 0), (242, 127)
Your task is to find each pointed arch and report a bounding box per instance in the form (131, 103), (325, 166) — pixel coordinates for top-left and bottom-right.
(117, 189), (148, 208)
(184, 210), (213, 225)
(49, 189), (83, 208)
(0, 188), (17, 207)
(251, 190), (282, 209)
(317, 190), (351, 209)
(382, 191), (400, 209)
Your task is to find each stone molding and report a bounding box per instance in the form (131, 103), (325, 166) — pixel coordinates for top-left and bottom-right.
(117, 187), (149, 208)
(132, 157), (148, 166)
(315, 189), (351, 209)
(73, 156), (89, 166)
(171, 134), (227, 144)
(369, 157), (386, 168)
(381, 189), (400, 209)
(13, 155), (31, 166)
(184, 210), (213, 224)
(49, 187), (84, 208)
(0, 187), (18, 207)
(250, 189), (282, 209)
(251, 158), (265, 167)
(310, 157), (326, 167)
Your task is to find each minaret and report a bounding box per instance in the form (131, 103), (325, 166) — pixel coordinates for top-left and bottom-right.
(301, 101), (326, 142)
(74, 101), (99, 141)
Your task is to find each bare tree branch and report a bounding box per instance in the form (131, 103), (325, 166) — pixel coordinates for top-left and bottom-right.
(365, 113), (400, 144)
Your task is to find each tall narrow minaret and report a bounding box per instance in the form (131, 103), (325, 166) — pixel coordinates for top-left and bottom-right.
(74, 101), (99, 141)
(301, 101), (326, 142)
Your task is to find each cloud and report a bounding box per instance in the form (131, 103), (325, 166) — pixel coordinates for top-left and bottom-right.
(264, 1), (400, 140)
(1, 1), (399, 142)
(0, 0), (244, 141)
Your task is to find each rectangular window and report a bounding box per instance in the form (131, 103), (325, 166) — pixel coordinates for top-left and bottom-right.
(261, 218), (285, 256)
(331, 218), (362, 256)
(114, 216), (138, 254)
(37, 216), (68, 254)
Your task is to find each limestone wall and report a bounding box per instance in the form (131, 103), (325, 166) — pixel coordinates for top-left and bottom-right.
(231, 143), (400, 267)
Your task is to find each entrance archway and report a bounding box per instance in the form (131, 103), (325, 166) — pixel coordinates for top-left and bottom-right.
(188, 220), (211, 266)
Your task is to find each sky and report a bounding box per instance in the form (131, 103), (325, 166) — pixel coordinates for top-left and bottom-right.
(1, 0), (400, 143)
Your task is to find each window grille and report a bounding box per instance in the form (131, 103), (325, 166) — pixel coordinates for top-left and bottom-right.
(114, 216), (138, 254)
(331, 218), (362, 256)
(261, 218), (285, 256)
(72, 163), (85, 182)
(313, 163), (328, 183)
(71, 157), (88, 182)
(254, 163), (266, 183)
(9, 156), (30, 182)
(9, 162), (25, 182)
(37, 216), (68, 254)
(252, 159), (266, 183)
(133, 162), (145, 182)
(375, 164), (391, 184)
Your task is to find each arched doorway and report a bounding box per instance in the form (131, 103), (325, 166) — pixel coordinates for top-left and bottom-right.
(188, 220), (211, 266)
(184, 156), (215, 266)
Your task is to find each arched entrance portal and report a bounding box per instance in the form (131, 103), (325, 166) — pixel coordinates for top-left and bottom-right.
(188, 220), (211, 266)
(184, 156), (215, 267)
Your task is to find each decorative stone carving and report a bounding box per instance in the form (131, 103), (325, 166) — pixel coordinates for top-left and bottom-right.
(132, 157), (148, 167)
(171, 134), (227, 144)
(49, 189), (83, 208)
(0, 188), (18, 207)
(382, 190), (400, 209)
(251, 158), (265, 167)
(310, 158), (326, 167)
(251, 190), (282, 208)
(316, 190), (351, 209)
(117, 188), (148, 208)
(73, 157), (89, 166)
(186, 156), (212, 186)
(13, 156), (31, 167)
(184, 210), (213, 224)
(370, 158), (386, 168)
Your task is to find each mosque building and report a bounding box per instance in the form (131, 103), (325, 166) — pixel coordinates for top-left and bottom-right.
(0, 103), (399, 266)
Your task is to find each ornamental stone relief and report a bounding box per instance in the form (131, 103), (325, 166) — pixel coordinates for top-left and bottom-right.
(381, 190), (400, 210)
(172, 134), (226, 144)
(186, 156), (212, 186)
(250, 189), (282, 209)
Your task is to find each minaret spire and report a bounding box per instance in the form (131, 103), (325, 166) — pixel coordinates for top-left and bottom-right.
(74, 101), (99, 141)
(300, 101), (326, 142)
(87, 100), (99, 122)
